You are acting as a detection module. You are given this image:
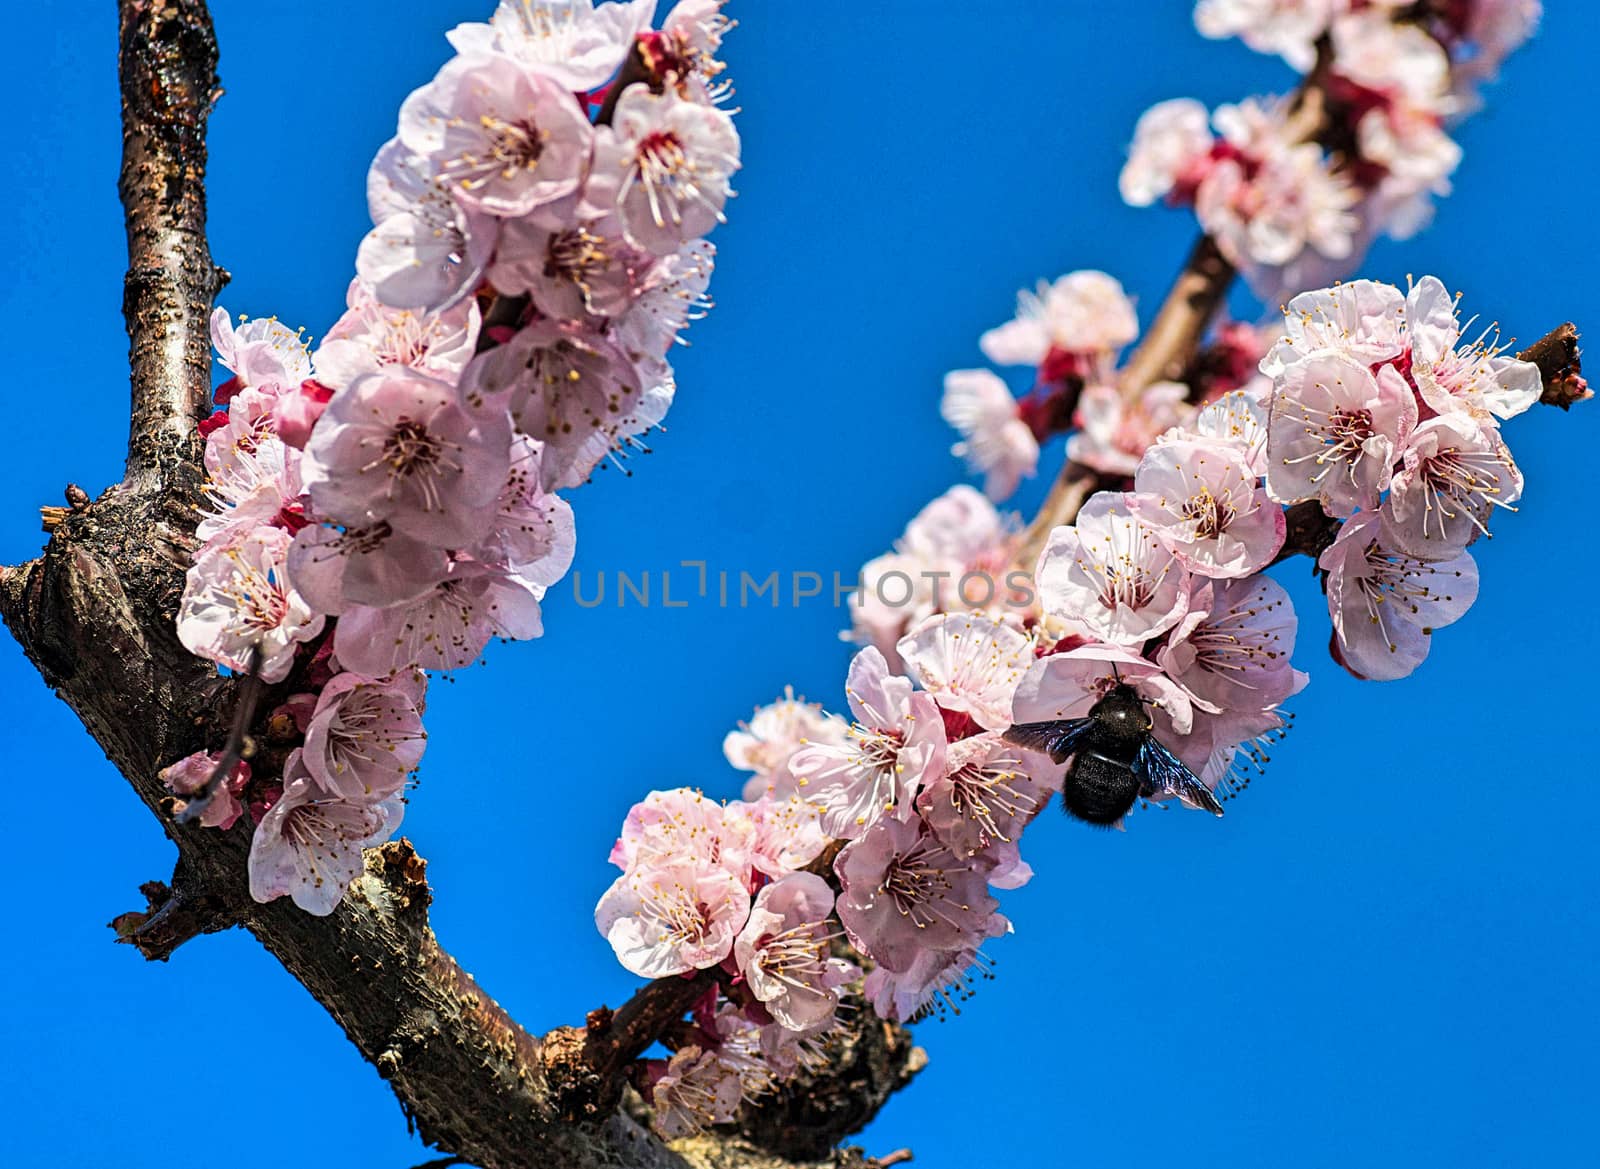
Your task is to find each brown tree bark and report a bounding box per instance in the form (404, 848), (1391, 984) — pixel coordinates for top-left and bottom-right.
(0, 6), (922, 1168)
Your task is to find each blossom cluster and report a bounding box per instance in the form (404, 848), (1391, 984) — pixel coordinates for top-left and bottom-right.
(166, 0), (739, 916)
(1120, 1), (1538, 297)
(594, 257), (1556, 1131)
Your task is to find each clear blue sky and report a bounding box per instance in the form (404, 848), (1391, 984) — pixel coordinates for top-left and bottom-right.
(2, 3), (1595, 1166)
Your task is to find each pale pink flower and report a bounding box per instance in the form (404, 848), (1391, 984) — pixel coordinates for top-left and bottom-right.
(1404, 276), (1543, 423)
(332, 558), (546, 675)
(1035, 492), (1192, 647)
(863, 930), (1006, 1023)
(787, 647), (947, 840)
(1194, 0), (1336, 70)
(1011, 643), (1197, 737)
(1067, 380), (1192, 478)
(473, 437), (578, 586)
(248, 757), (402, 916)
(1265, 349), (1417, 516)
(901, 484), (1010, 566)
(197, 419), (302, 546)
(734, 873), (856, 1032)
(724, 688), (850, 801)
(835, 814), (1002, 973)
(273, 380), (336, 451)
(302, 672), (427, 803)
(1382, 414), (1522, 559)
(210, 309), (311, 399)
(399, 54), (594, 218)
(359, 139), (498, 311)
(848, 552), (941, 672)
(301, 367), (512, 549)
(1260, 279), (1409, 377)
(1456, 0), (1542, 88)
(1157, 576), (1305, 712)
(178, 527), (325, 684)
(940, 369), (1038, 501)
(916, 732), (1045, 886)
(1198, 102), (1360, 270)
(895, 612), (1033, 732)
(446, 0), (656, 91)
(1332, 9), (1451, 106)
(160, 751), (249, 830)
(595, 854), (751, 978)
(1320, 510), (1479, 681)
(612, 239), (716, 357)
(979, 270), (1138, 371)
(1128, 438), (1284, 578)
(607, 787), (751, 880)
(488, 214), (658, 322)
(287, 521), (452, 615)
(457, 318), (666, 490)
(723, 795), (828, 879)
(600, 85), (740, 255)
(649, 1044), (744, 1139)
(1173, 385), (1271, 476)
(311, 278), (480, 393)
(1120, 98), (1214, 207)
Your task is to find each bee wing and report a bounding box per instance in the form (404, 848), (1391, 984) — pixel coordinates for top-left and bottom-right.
(1134, 736), (1224, 817)
(1002, 718), (1098, 764)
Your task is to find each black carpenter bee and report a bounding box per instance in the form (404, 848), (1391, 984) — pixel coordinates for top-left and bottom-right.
(1003, 682), (1223, 826)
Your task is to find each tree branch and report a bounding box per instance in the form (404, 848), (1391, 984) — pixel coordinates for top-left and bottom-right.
(118, 0), (226, 494)
(0, 9), (924, 1168)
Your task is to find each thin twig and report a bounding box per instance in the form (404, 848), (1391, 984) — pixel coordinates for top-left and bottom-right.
(173, 645), (263, 825)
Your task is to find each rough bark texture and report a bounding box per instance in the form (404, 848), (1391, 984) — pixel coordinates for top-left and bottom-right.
(0, 6), (923, 1169)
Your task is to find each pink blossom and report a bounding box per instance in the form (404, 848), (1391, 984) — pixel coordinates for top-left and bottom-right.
(197, 410), (302, 546)
(1067, 380), (1192, 478)
(863, 931), (1006, 1023)
(248, 755), (402, 916)
(1382, 414), (1523, 559)
(979, 270), (1138, 372)
(611, 239), (716, 358)
(1035, 492), (1192, 647)
(601, 85), (740, 255)
(895, 612), (1034, 732)
(1128, 438), (1285, 578)
(1119, 98), (1214, 207)
(787, 647), (947, 839)
(608, 787), (752, 880)
(734, 873), (856, 1032)
(835, 816), (1001, 973)
(1320, 510), (1479, 681)
(287, 521), (452, 615)
(301, 367), (512, 549)
(1404, 275), (1543, 423)
(1197, 99), (1360, 273)
(940, 368), (1039, 501)
(446, 0), (656, 91)
(302, 672), (427, 802)
(1265, 349), (1417, 517)
(472, 437), (578, 585)
(1194, 0), (1336, 70)
(1260, 279), (1408, 377)
(1157, 576), (1305, 712)
(177, 527), (325, 684)
(311, 278), (479, 393)
(273, 380), (336, 451)
(210, 309), (311, 400)
(916, 733), (1045, 885)
(594, 854), (751, 978)
(1174, 386), (1270, 476)
(1011, 643), (1196, 737)
(332, 558), (546, 675)
(399, 54), (594, 219)
(160, 751), (249, 830)
(649, 1044), (745, 1139)
(723, 688), (850, 801)
(457, 318), (666, 490)
(723, 795), (828, 879)
(359, 139), (498, 311)
(488, 214), (658, 321)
